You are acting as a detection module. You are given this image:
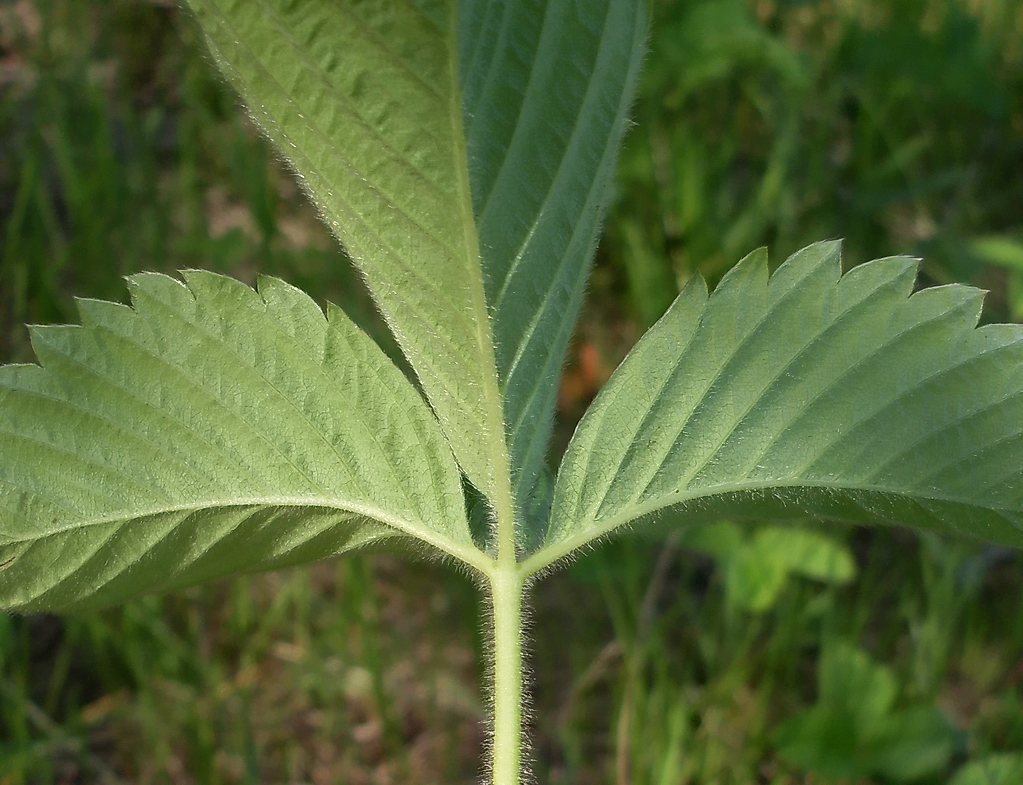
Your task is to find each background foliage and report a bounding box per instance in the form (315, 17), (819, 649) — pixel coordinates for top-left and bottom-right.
(1, 0), (1022, 782)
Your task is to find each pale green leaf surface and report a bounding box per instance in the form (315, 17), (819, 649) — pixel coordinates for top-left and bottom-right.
(0, 274), (475, 612)
(459, 0), (647, 516)
(187, 0), (504, 497)
(532, 241), (1023, 571)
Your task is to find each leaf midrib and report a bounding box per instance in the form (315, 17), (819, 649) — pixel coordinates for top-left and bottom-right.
(527, 479), (1022, 575)
(2, 496), (493, 573)
(441, 0), (516, 549)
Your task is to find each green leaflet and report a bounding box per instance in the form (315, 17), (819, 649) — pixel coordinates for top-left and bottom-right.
(460, 0), (646, 520)
(529, 241), (1023, 572)
(0, 274), (477, 612)
(187, 0), (506, 499)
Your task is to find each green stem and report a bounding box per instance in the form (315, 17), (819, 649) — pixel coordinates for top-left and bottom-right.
(490, 564), (525, 785)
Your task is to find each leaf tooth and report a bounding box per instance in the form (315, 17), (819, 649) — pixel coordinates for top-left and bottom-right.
(257, 274), (329, 346)
(633, 251), (845, 504)
(26, 323), (85, 368)
(75, 296), (134, 326)
(126, 271), (196, 312)
(834, 256), (918, 312)
(767, 239), (843, 305)
(181, 268), (267, 312)
(901, 282), (985, 334)
(703, 246), (770, 341)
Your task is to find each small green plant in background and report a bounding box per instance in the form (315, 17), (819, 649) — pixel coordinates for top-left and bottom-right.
(607, 0), (1023, 326)
(971, 236), (1023, 322)
(680, 521), (855, 613)
(951, 753), (1023, 785)
(3, 2), (1023, 784)
(776, 643), (956, 782)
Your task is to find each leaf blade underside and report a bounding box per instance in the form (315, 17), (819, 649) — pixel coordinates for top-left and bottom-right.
(187, 0), (506, 498)
(0, 274), (476, 612)
(459, 0), (647, 524)
(532, 241), (1023, 572)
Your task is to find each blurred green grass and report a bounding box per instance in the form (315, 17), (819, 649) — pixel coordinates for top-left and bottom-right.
(1, 1), (1022, 783)
(604, 0), (1023, 328)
